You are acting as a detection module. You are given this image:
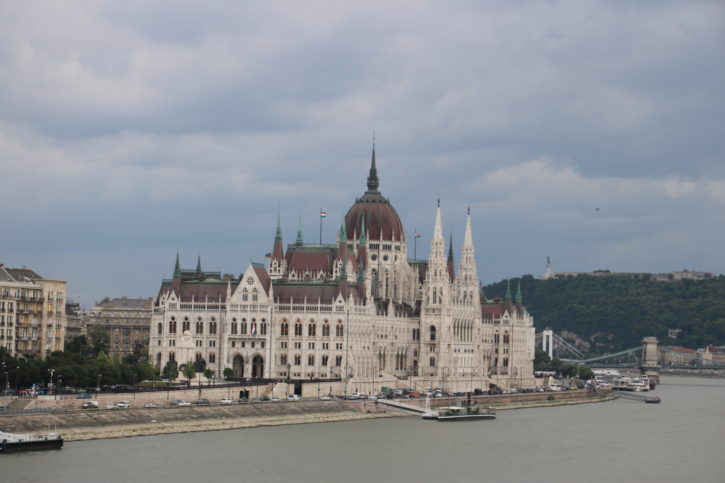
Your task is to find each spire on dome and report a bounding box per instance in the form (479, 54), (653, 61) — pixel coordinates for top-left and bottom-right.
(196, 254), (202, 278)
(366, 135), (379, 193)
(505, 279), (512, 302)
(174, 252), (181, 278)
(296, 214), (303, 246)
(448, 234), (454, 262)
(516, 280), (523, 304)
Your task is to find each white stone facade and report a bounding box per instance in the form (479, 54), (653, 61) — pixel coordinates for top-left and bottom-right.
(150, 151), (535, 392)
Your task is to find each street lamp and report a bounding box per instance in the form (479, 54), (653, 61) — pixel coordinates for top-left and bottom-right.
(48, 368), (55, 398)
(57, 376), (62, 401)
(132, 373), (136, 400)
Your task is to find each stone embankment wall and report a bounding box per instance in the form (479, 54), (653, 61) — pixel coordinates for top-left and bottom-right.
(28, 384), (276, 410)
(0, 400), (373, 441)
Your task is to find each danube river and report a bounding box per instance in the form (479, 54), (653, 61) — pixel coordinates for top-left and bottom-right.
(3, 376), (724, 483)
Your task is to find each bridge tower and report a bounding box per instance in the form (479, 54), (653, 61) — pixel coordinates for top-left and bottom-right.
(641, 336), (660, 383)
(542, 329), (554, 359)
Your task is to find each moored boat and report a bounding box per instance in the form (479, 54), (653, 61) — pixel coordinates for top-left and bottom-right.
(435, 405), (497, 421)
(0, 431), (63, 453)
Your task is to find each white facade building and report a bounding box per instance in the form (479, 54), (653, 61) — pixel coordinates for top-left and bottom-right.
(150, 149), (535, 392)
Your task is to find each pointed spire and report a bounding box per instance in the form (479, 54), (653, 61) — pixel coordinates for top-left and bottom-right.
(196, 254), (202, 278)
(296, 213), (303, 246)
(447, 234), (455, 281)
(275, 208), (282, 240)
(505, 279), (512, 302)
(366, 135), (379, 193)
(432, 201), (443, 242)
(340, 217), (347, 241)
(516, 280), (523, 304)
(463, 207), (473, 247)
(174, 252), (181, 278)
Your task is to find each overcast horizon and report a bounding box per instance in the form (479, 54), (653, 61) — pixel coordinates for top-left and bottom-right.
(1, 1), (724, 308)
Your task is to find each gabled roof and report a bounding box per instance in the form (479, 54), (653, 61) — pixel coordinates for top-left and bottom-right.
(252, 264), (271, 294)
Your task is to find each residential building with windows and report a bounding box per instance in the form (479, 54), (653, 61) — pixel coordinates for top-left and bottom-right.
(86, 297), (153, 360)
(0, 264), (67, 358)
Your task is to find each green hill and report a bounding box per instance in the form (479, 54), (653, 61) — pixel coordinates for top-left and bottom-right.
(484, 275), (725, 354)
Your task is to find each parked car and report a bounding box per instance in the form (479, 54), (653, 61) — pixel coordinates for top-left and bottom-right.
(116, 400), (131, 408)
(143, 402), (158, 408)
(106, 402), (116, 409)
(82, 400), (99, 409)
(76, 393), (92, 399)
(172, 400), (191, 407)
(220, 398), (233, 404)
(237, 397), (249, 404)
(320, 395), (333, 401)
(194, 398), (210, 406)
(287, 394), (301, 401)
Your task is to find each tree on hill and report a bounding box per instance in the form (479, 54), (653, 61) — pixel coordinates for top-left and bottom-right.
(485, 274), (725, 354)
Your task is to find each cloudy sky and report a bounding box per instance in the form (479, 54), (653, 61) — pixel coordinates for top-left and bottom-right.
(1, 1), (723, 308)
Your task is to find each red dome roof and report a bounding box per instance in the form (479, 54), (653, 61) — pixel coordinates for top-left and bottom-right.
(345, 192), (405, 241)
(344, 146), (405, 241)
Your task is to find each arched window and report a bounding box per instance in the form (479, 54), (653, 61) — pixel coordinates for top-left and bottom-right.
(241, 318), (247, 335)
(294, 354), (301, 366)
(252, 288), (258, 302)
(322, 320), (330, 337)
(169, 317), (176, 334)
(503, 332), (510, 344)
(210, 318), (217, 335)
(280, 354), (288, 366)
(308, 354), (315, 366)
(231, 319), (238, 335)
(281, 321), (289, 336)
(429, 325), (436, 341)
(157, 322), (163, 335)
(209, 352), (216, 364)
(242, 288), (248, 301)
(294, 322), (303, 336)
(429, 356), (436, 367)
(336, 322), (344, 337)
(260, 320), (267, 335)
(196, 319), (203, 334)
(308, 322), (316, 337)
(182, 317), (190, 332)
(169, 352), (175, 362)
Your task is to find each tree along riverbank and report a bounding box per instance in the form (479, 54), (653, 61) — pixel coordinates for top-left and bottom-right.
(0, 391), (615, 442)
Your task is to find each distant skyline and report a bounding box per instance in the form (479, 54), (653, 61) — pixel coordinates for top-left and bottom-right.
(1, 1), (724, 308)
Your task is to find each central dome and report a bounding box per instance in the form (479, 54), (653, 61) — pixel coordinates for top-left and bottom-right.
(344, 147), (405, 241)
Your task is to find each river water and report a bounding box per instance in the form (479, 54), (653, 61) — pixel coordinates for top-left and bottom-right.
(2, 376), (724, 483)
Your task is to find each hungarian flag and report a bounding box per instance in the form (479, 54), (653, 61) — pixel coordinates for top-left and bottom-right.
(320, 210), (327, 217)
(251, 322), (257, 336)
(415, 232), (423, 238)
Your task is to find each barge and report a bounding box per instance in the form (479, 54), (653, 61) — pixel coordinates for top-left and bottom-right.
(0, 431), (64, 453)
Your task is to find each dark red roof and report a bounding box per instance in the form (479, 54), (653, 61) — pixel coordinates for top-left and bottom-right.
(253, 265), (271, 295)
(345, 192), (404, 241)
(481, 302), (522, 318)
(286, 248), (334, 273)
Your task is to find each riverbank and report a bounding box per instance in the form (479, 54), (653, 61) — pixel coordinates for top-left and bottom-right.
(0, 392), (615, 442)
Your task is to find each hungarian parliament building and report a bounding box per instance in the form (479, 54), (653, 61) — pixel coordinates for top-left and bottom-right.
(150, 148), (536, 392)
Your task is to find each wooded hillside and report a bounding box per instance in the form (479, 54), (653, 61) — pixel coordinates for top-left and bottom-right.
(484, 275), (725, 354)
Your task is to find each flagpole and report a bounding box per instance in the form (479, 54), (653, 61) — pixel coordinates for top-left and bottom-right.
(414, 228), (417, 260)
(319, 210), (323, 244)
